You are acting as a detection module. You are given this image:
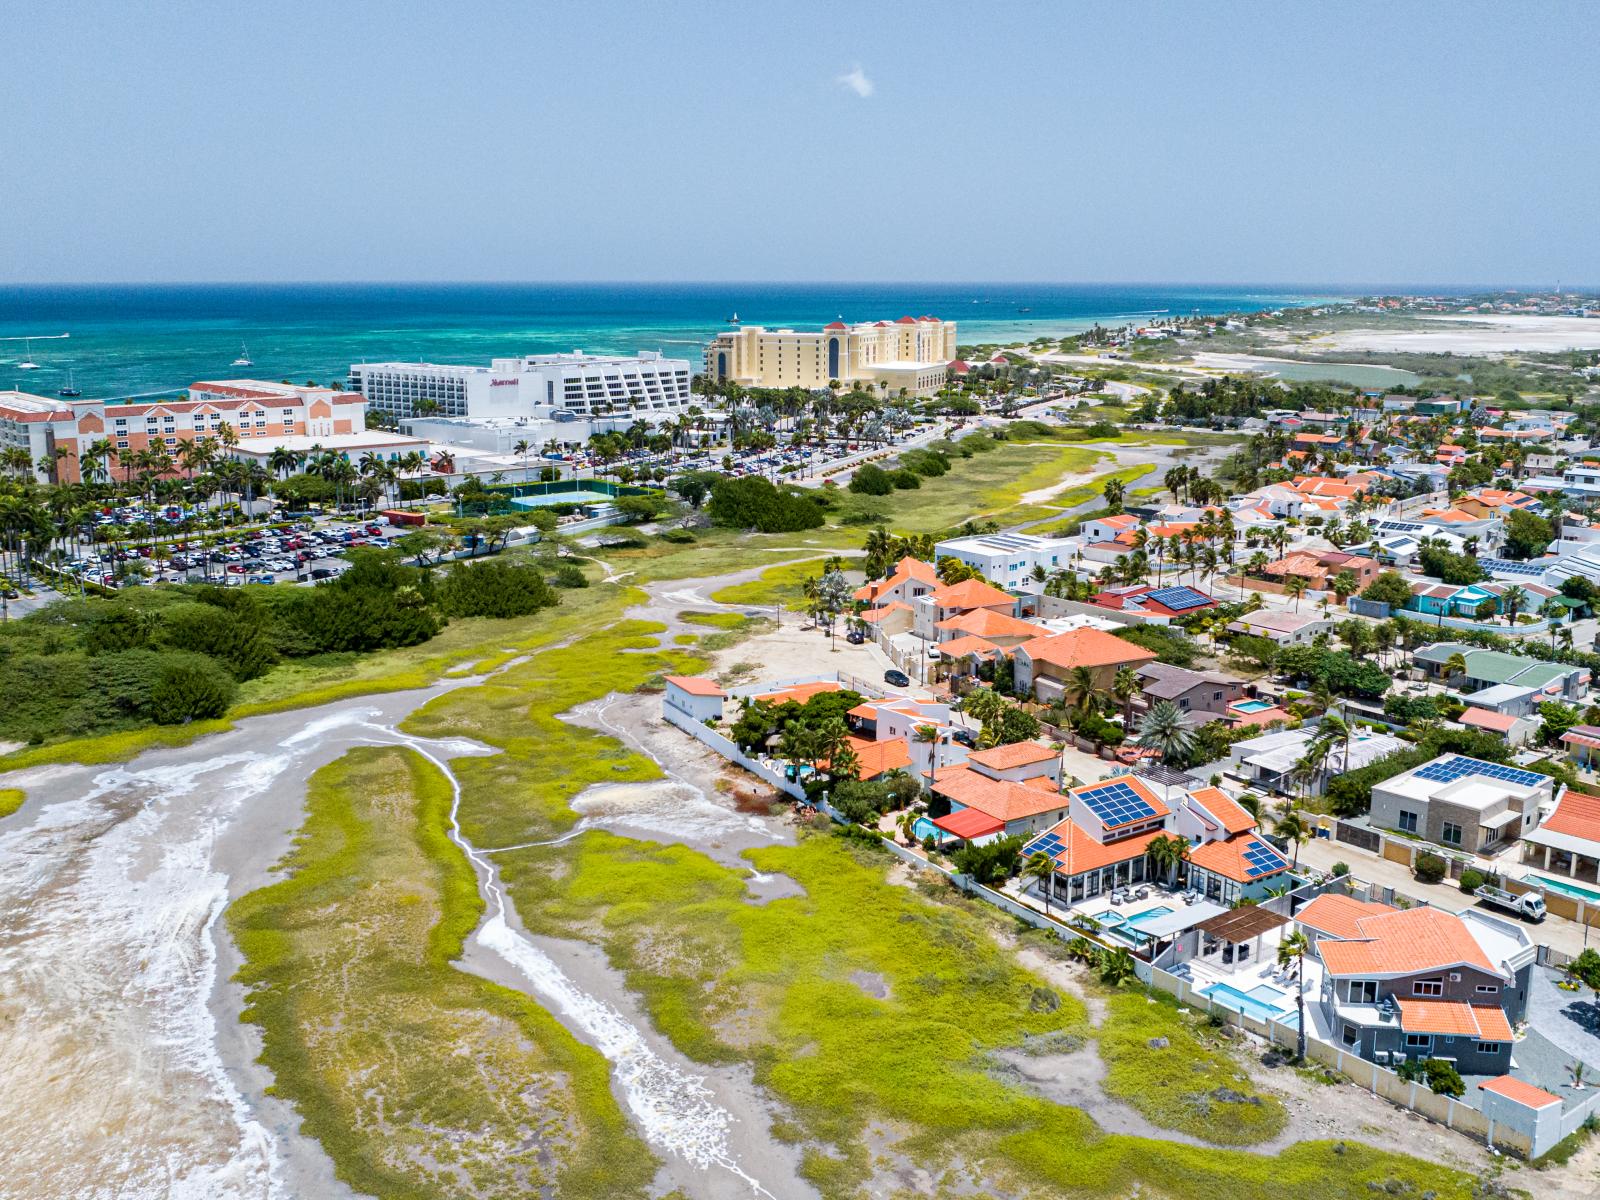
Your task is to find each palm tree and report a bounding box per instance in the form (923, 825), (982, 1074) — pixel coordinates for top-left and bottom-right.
(1137, 700), (1194, 766)
(513, 438), (532, 484)
(1146, 832), (1190, 888)
(1274, 809), (1309, 868)
(1442, 652), (1468, 688)
(1112, 665), (1140, 730)
(896, 809), (918, 847)
(1066, 665), (1103, 714)
(1277, 930), (1310, 1061)
(1284, 574), (1309, 612)
(1022, 851), (1058, 915)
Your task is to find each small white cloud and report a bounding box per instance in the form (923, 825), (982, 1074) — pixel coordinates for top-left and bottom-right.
(835, 65), (874, 99)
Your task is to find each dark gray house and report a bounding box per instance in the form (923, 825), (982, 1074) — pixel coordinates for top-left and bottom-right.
(1296, 895), (1534, 1077)
(1135, 662), (1244, 718)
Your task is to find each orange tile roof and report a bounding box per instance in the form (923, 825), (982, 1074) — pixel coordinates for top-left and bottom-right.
(938, 634), (1005, 659)
(1099, 513), (1140, 529)
(1539, 789), (1600, 841)
(1460, 708), (1519, 733)
(1398, 999), (1513, 1041)
(853, 556), (939, 603)
(935, 608), (1045, 639)
(1479, 1075), (1561, 1108)
(1032, 815), (1165, 875)
(967, 740), (1057, 771)
(754, 681), (844, 705)
(931, 577), (1015, 610)
(1018, 627), (1159, 672)
(664, 675), (725, 697)
(931, 765), (1068, 823)
(1185, 787), (1256, 836)
(1318, 906), (1496, 978)
(1295, 893), (1395, 941)
(845, 736), (913, 780)
(1186, 833), (1290, 883)
(859, 601), (912, 624)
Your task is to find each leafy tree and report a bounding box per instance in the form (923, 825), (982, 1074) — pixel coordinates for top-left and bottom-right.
(1539, 700), (1581, 746)
(1502, 508), (1555, 561)
(438, 560), (559, 618)
(1414, 852), (1447, 884)
(708, 477), (824, 532)
(148, 652), (237, 724)
(848, 463), (894, 495)
(1360, 571), (1413, 609)
(952, 835), (1023, 885)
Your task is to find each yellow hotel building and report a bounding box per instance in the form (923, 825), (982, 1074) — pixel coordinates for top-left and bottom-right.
(703, 315), (957, 396)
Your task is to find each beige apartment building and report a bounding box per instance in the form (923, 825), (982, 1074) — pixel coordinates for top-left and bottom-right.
(703, 315), (956, 396)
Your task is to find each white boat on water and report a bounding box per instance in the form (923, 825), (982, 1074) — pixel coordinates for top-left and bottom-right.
(231, 342), (253, 367)
(17, 338), (39, 369)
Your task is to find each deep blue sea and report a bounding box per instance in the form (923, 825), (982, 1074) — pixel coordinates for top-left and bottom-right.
(0, 282), (1347, 401)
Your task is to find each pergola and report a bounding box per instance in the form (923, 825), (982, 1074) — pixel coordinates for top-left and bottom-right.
(1195, 906), (1288, 973)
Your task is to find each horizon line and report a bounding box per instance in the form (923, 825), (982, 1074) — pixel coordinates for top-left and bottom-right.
(1, 279), (1594, 293)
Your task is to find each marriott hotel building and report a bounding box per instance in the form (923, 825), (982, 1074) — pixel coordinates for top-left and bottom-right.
(349, 350), (693, 422)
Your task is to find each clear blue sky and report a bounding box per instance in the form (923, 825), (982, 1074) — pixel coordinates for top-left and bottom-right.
(5, 1), (1597, 286)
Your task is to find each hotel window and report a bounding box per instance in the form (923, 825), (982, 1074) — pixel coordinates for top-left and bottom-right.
(1348, 980), (1378, 1004)
(1441, 821), (1463, 846)
(1397, 810), (1418, 833)
(1413, 978), (1444, 997)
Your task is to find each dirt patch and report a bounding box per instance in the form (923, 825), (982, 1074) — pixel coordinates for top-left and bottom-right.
(848, 969), (890, 1000)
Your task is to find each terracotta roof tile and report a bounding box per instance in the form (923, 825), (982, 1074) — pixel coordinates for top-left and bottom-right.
(1185, 787), (1256, 835)
(932, 765), (1068, 823)
(966, 741), (1057, 771)
(1479, 1075), (1561, 1108)
(1318, 906), (1496, 978)
(1186, 833), (1290, 883)
(1398, 999), (1513, 1040)
(1018, 627), (1158, 672)
(664, 675), (724, 697)
(1295, 893), (1395, 941)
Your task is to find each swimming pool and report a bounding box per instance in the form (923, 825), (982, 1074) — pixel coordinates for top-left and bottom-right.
(1201, 981), (1300, 1027)
(1528, 873), (1600, 903)
(1095, 906), (1175, 947)
(1231, 699), (1275, 714)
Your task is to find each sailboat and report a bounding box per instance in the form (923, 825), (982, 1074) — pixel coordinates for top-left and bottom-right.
(58, 370), (81, 398)
(231, 342), (253, 367)
(17, 338), (39, 369)
(726, 312), (739, 324)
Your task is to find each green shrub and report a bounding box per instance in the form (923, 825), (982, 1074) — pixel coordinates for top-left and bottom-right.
(1330, 861), (1350, 877)
(1414, 852), (1447, 885)
(149, 653), (238, 724)
(708, 477), (825, 532)
(1397, 1057), (1465, 1097)
(848, 464), (894, 495)
(438, 560), (559, 619)
(1459, 868), (1484, 895)
(890, 469), (922, 490)
(658, 528), (696, 543)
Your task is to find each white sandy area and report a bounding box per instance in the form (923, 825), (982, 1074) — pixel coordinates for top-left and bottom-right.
(1290, 314), (1600, 356)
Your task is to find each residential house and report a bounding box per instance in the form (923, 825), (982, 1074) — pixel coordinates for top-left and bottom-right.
(912, 577), (1018, 641)
(932, 531), (1078, 593)
(1262, 551), (1380, 591)
(1012, 626), (1159, 704)
(1079, 512), (1142, 545)
(1414, 643), (1589, 702)
(1223, 727), (1405, 796)
(928, 744), (1072, 841)
(853, 556), (940, 608)
(662, 676), (726, 724)
(1457, 707), (1539, 747)
(1135, 662), (1244, 719)
(1521, 786), (1600, 885)
(1088, 583), (1219, 624)
(1367, 754), (1553, 854)
(1298, 897), (1534, 1076)
(1226, 610), (1333, 646)
(1021, 776), (1290, 908)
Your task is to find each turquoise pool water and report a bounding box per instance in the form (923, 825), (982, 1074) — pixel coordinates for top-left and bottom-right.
(1231, 699), (1275, 713)
(1202, 981), (1300, 1027)
(912, 816), (942, 842)
(1097, 905), (1175, 947)
(1528, 873), (1600, 903)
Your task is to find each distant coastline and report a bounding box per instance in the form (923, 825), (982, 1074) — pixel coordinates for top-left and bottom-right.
(0, 282), (1347, 400)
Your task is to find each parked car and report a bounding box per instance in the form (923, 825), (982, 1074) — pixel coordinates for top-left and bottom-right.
(883, 669), (910, 688)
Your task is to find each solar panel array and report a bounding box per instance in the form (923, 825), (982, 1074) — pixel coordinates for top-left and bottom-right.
(1023, 832), (1065, 860)
(1376, 520), (1426, 534)
(1079, 780), (1156, 826)
(1242, 838), (1289, 878)
(1147, 586), (1211, 611)
(1480, 559), (1547, 578)
(1414, 755), (1546, 789)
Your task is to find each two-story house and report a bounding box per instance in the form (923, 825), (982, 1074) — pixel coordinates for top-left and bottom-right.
(1296, 895), (1534, 1076)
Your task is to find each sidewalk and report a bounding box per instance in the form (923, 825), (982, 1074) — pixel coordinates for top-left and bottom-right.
(1294, 835), (1599, 959)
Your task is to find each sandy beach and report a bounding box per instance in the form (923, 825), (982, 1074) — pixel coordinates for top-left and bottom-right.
(1283, 314), (1600, 356)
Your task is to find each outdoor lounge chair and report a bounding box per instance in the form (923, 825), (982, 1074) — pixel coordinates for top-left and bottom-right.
(1135, 885), (1150, 900)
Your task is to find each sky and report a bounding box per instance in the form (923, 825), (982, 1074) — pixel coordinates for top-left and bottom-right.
(4, 1), (1598, 286)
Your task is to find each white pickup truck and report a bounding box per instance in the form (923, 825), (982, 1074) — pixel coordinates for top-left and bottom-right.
(1474, 885), (1546, 923)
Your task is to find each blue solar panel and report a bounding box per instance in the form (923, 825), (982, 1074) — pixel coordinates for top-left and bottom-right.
(1481, 559), (1547, 578)
(1147, 586), (1211, 611)
(1241, 837), (1289, 878)
(1079, 780), (1156, 827)
(1413, 755), (1546, 789)
(1024, 833), (1064, 859)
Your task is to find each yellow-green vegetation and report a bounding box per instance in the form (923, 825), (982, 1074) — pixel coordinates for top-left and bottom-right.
(678, 610), (748, 629)
(0, 787), (24, 818)
(1048, 465), (1154, 513)
(402, 618), (705, 848)
(228, 745), (655, 1200)
(1096, 989), (1287, 1146)
(709, 556), (857, 609)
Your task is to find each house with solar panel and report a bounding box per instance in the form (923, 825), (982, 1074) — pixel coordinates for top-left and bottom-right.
(1294, 896), (1534, 1077)
(1018, 775), (1292, 910)
(1087, 583), (1219, 624)
(1367, 755), (1555, 855)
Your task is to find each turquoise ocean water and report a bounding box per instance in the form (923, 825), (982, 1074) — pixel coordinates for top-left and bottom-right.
(0, 283), (1346, 401)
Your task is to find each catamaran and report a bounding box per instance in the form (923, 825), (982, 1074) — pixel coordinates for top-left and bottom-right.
(17, 339), (39, 369)
(231, 342), (253, 367)
(58, 370), (81, 397)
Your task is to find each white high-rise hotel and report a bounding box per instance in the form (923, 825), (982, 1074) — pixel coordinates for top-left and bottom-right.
(349, 350), (693, 422)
